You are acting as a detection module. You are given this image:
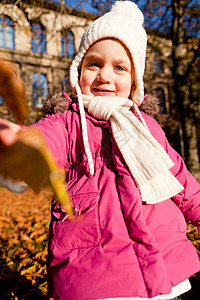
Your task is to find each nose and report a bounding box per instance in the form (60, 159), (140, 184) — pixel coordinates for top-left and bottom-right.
(97, 67), (111, 83)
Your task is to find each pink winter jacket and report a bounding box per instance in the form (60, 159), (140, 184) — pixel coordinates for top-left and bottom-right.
(34, 101), (200, 300)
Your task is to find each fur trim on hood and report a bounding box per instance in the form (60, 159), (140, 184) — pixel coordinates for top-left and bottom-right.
(42, 91), (160, 117)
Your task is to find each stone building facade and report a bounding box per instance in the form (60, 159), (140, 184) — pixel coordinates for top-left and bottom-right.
(0, 1), (92, 115)
(0, 0), (176, 132)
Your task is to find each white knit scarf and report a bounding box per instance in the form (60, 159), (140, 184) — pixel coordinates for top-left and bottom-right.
(75, 84), (184, 204)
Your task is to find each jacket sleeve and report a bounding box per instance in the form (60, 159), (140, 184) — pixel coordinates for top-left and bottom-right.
(144, 113), (200, 227)
(166, 139), (200, 227)
(32, 112), (69, 169)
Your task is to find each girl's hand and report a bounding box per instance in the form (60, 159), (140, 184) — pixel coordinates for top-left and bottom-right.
(0, 118), (21, 146)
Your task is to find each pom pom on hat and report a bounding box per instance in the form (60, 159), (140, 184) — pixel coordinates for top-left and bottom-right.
(110, 1), (144, 25)
(70, 0), (147, 106)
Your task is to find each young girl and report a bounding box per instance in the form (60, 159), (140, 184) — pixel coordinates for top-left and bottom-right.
(1, 1), (200, 300)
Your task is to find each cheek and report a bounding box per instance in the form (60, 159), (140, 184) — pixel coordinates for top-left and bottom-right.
(117, 77), (132, 97)
(79, 71), (92, 93)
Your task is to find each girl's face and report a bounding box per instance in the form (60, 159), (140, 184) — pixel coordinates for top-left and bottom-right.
(79, 38), (135, 98)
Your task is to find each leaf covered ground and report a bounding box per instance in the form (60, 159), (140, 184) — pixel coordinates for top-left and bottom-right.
(0, 188), (200, 300)
(0, 188), (50, 299)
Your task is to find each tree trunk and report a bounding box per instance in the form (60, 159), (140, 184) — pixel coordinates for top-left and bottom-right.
(171, 0), (200, 179)
(176, 83), (200, 179)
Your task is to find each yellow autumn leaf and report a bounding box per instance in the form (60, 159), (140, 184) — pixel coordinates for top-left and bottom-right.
(35, 233), (48, 243)
(21, 264), (37, 275)
(0, 58), (73, 215)
(0, 127), (73, 215)
(0, 57), (27, 124)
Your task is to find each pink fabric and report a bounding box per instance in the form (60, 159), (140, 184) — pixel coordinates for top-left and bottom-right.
(33, 102), (200, 300)
(138, 93), (149, 106)
(62, 91), (72, 103)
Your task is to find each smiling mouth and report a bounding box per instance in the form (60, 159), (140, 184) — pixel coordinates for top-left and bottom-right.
(93, 88), (114, 93)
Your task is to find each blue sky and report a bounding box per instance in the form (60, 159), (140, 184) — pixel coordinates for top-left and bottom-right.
(47, 0), (146, 14)
(47, 0), (200, 37)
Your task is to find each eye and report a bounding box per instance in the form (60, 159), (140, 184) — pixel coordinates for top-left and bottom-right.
(115, 65), (125, 72)
(87, 62), (100, 69)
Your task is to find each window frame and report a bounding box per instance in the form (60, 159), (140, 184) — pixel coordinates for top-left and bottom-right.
(31, 22), (47, 54)
(31, 73), (49, 107)
(61, 29), (75, 59)
(0, 15), (15, 49)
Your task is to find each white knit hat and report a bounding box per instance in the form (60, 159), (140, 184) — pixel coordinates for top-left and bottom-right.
(70, 0), (147, 105)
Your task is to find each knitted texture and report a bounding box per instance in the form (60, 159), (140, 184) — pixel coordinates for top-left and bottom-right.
(70, 1), (147, 105)
(83, 95), (184, 203)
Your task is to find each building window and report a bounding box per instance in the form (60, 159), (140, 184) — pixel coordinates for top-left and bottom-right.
(61, 76), (70, 91)
(61, 30), (75, 59)
(31, 23), (47, 54)
(154, 52), (163, 73)
(156, 88), (166, 113)
(0, 15), (15, 49)
(31, 73), (48, 107)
